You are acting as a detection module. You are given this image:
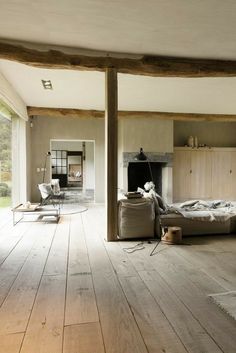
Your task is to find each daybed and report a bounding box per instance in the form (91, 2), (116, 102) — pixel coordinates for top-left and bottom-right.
(160, 212), (234, 236)
(160, 200), (236, 236)
(118, 197), (236, 239)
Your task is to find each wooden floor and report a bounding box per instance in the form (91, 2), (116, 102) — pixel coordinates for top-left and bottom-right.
(0, 204), (236, 353)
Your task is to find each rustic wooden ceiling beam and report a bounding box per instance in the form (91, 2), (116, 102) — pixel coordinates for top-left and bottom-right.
(27, 106), (236, 122)
(27, 107), (104, 119)
(1, 41), (236, 77)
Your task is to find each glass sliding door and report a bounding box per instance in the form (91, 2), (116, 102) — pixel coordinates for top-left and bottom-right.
(0, 114), (12, 208)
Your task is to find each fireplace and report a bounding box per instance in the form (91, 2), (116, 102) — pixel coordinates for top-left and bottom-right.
(128, 162), (163, 195)
(122, 152), (173, 203)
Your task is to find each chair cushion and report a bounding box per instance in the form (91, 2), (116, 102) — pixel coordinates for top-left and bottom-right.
(51, 179), (60, 194)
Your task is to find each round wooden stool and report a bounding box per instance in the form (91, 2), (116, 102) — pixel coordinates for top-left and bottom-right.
(162, 226), (182, 244)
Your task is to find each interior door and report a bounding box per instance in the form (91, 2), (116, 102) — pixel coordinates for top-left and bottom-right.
(230, 151), (236, 200)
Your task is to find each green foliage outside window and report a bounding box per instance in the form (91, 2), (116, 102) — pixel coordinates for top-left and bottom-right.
(0, 114), (11, 207)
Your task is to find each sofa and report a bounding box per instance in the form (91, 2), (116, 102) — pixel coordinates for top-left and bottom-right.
(118, 197), (236, 239)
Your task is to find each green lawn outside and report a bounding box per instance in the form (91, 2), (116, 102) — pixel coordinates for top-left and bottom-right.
(0, 196), (11, 208)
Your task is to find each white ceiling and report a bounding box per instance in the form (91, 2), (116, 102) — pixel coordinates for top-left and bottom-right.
(1, 59), (236, 114)
(1, 0), (236, 114)
(1, 0), (236, 59)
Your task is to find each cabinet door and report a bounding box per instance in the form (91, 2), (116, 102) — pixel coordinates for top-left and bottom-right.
(230, 152), (236, 200)
(190, 151), (212, 199)
(173, 150), (191, 202)
(211, 151), (232, 199)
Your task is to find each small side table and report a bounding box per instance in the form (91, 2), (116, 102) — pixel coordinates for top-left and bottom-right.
(162, 226), (182, 244)
(12, 204), (60, 226)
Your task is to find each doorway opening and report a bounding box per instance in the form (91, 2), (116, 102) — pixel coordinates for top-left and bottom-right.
(50, 140), (95, 203)
(67, 151), (83, 187)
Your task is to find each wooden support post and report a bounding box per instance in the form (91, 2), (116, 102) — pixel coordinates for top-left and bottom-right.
(105, 68), (118, 241)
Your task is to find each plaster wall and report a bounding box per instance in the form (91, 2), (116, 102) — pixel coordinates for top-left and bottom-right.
(174, 121), (236, 147)
(30, 115), (173, 202)
(51, 140), (83, 150)
(30, 115), (104, 202)
(118, 117), (173, 193)
(121, 117), (173, 153)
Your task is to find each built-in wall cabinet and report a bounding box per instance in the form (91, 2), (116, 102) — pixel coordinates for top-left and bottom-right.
(173, 147), (236, 202)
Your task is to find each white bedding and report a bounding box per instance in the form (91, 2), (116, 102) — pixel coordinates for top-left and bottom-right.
(166, 200), (236, 222)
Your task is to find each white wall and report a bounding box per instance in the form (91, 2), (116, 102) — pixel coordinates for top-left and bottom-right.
(12, 117), (29, 206)
(85, 142), (95, 189)
(68, 155), (81, 164)
(0, 71), (28, 121)
(0, 69), (29, 204)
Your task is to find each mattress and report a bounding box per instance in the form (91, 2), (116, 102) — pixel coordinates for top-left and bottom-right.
(160, 213), (231, 236)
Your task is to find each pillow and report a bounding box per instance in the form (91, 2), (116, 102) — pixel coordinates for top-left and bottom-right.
(179, 200), (199, 208)
(155, 192), (168, 213)
(147, 189), (167, 213)
(38, 183), (53, 199)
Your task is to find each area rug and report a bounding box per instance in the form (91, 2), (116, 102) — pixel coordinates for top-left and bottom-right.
(208, 291), (236, 321)
(60, 204), (88, 215)
(63, 188), (94, 204)
(44, 204), (88, 215)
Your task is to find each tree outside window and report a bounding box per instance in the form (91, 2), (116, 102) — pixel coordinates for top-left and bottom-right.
(0, 114), (11, 208)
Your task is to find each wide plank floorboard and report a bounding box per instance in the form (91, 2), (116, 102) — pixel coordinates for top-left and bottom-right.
(0, 222), (57, 334)
(82, 208), (148, 353)
(0, 333), (24, 353)
(63, 323), (105, 353)
(65, 215), (99, 325)
(0, 206), (235, 353)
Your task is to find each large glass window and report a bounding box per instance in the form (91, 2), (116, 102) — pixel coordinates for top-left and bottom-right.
(0, 114), (12, 208)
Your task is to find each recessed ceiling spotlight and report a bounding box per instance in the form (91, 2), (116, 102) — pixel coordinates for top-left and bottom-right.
(41, 79), (53, 90)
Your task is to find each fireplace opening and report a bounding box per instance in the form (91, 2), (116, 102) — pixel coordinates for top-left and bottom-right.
(128, 162), (163, 195)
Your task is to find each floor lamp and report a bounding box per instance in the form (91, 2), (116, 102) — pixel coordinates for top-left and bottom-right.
(134, 147), (154, 184)
(42, 151), (51, 183)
